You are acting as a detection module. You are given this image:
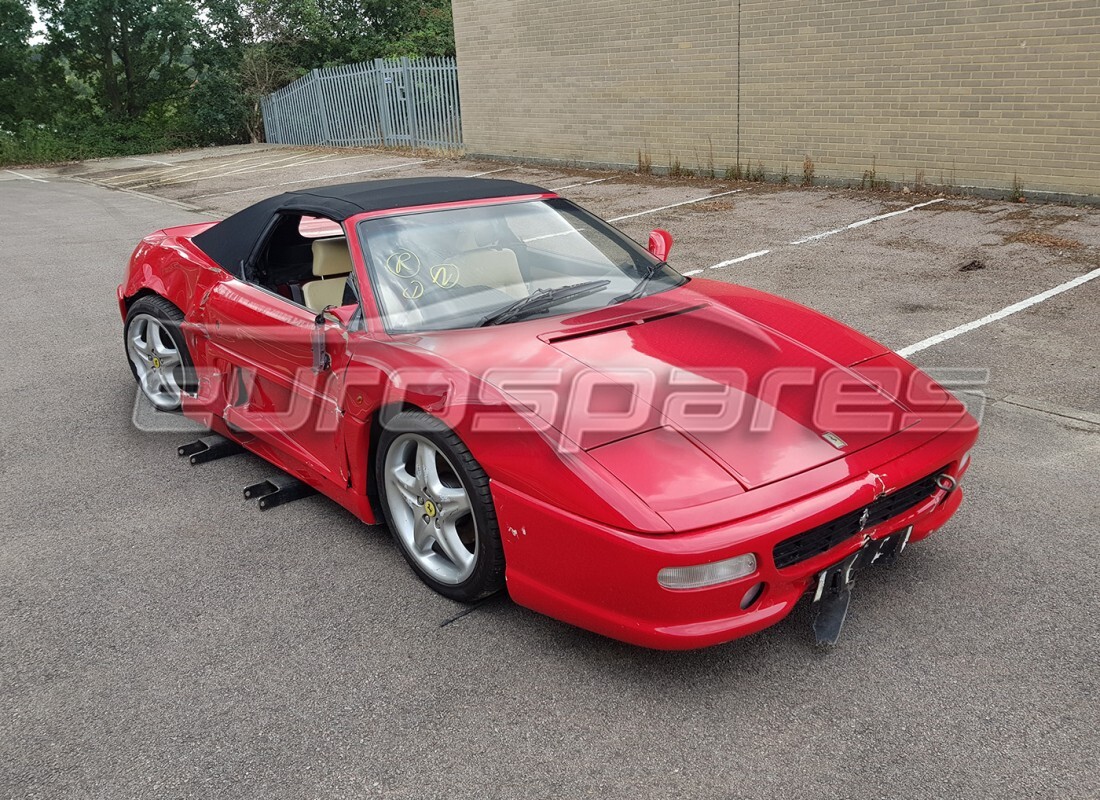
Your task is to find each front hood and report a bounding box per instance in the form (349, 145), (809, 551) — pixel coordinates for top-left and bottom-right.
(406, 282), (915, 492)
(546, 300), (914, 490)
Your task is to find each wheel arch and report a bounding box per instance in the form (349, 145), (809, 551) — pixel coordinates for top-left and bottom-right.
(122, 287), (164, 312)
(122, 292), (196, 410)
(121, 234), (215, 319)
(353, 372), (669, 534)
(365, 400), (429, 519)
(370, 402), (506, 601)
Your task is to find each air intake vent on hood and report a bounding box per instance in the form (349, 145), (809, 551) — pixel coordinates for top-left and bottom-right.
(545, 303), (706, 344)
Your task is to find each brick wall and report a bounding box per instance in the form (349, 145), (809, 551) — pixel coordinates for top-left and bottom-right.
(452, 0), (1100, 200)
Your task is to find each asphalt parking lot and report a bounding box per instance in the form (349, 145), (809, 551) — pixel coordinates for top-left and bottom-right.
(2, 146), (1098, 799)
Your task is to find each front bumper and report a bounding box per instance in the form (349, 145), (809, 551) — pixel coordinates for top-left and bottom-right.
(494, 447), (971, 650)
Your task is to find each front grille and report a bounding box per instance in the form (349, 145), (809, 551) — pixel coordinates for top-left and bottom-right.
(772, 467), (945, 570)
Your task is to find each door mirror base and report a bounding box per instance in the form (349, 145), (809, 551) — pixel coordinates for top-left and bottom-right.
(312, 306), (335, 373)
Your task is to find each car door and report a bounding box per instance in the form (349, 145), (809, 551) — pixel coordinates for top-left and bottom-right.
(200, 278), (353, 488)
(196, 210), (355, 489)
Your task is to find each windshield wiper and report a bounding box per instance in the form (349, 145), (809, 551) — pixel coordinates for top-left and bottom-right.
(477, 280), (611, 327)
(613, 261), (668, 304)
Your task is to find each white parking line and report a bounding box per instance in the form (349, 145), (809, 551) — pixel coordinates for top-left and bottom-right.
(252, 150), (381, 171)
(126, 156), (173, 166)
(897, 265), (1100, 357)
(93, 163), (183, 184)
(467, 167), (512, 178)
(4, 169), (48, 183)
(146, 155), (331, 187)
(190, 160), (435, 199)
(95, 158), (175, 180)
(107, 154), (282, 187)
(126, 152), (329, 189)
(68, 176), (204, 211)
(553, 178), (608, 190)
(114, 151), (282, 182)
(609, 189), (742, 222)
(124, 150), (329, 188)
(790, 198), (944, 245)
(682, 249), (771, 277)
(204, 152), (343, 181)
(708, 249), (771, 270)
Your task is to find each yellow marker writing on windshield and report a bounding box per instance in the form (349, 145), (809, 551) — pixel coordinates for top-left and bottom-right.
(386, 250), (421, 277)
(430, 263), (460, 288)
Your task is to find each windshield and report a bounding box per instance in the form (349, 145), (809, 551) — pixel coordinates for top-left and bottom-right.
(355, 197), (685, 332)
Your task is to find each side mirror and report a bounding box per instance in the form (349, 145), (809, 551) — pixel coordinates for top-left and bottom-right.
(329, 305), (357, 328)
(648, 229), (673, 262)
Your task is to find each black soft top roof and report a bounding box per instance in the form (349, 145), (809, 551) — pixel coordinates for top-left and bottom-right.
(191, 176), (548, 275)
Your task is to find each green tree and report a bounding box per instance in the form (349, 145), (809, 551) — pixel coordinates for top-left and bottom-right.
(5, 0), (458, 162)
(377, 0), (455, 58)
(0, 0), (36, 126)
(39, 0), (201, 118)
(183, 0), (454, 144)
(234, 0), (455, 67)
(184, 0), (300, 144)
(237, 45), (298, 141)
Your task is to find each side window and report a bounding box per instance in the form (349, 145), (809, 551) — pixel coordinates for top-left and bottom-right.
(251, 213), (313, 292)
(249, 213), (353, 311)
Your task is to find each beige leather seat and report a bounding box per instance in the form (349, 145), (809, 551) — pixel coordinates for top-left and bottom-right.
(448, 228), (527, 299)
(302, 237), (352, 311)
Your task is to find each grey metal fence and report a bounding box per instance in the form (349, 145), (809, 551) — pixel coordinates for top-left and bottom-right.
(261, 57), (462, 150)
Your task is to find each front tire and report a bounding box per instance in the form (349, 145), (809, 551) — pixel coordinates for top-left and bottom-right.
(376, 411), (505, 602)
(123, 295), (195, 412)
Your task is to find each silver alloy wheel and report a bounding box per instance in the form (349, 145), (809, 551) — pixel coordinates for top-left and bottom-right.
(126, 313), (185, 410)
(383, 433), (477, 585)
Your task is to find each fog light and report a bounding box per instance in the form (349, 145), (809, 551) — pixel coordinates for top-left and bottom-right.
(958, 450), (972, 480)
(657, 554), (757, 590)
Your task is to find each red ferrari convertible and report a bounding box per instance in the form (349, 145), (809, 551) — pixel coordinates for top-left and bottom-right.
(118, 177), (977, 649)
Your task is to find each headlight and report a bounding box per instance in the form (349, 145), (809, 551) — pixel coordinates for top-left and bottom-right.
(588, 427), (744, 514)
(658, 553), (757, 590)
